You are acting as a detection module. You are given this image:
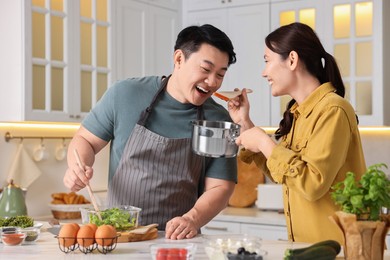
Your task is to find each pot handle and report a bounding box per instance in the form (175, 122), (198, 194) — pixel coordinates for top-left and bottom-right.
(228, 128), (240, 143)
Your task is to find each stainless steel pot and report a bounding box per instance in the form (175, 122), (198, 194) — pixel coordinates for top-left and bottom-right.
(191, 120), (240, 158)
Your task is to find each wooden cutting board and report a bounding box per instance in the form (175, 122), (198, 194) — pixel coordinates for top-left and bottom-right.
(117, 223), (159, 243)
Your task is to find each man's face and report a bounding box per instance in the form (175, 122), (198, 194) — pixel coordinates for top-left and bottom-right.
(169, 43), (230, 106)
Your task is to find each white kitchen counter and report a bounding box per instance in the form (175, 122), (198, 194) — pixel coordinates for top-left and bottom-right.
(1, 221), (390, 259)
(1, 227), (389, 259)
(212, 207), (286, 226)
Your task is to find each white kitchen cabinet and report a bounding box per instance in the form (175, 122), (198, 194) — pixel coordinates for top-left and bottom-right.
(201, 207), (288, 241)
(0, 0), (112, 122)
(183, 1), (271, 126)
(270, 0), (390, 126)
(241, 223), (288, 241)
(201, 220), (241, 235)
(201, 219), (288, 241)
(184, 0), (268, 11)
(112, 0), (180, 81)
(134, 0), (180, 9)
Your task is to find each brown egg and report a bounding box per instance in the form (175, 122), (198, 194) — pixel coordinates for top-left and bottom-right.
(77, 225), (95, 247)
(58, 223), (79, 248)
(85, 223), (98, 233)
(95, 225), (117, 246)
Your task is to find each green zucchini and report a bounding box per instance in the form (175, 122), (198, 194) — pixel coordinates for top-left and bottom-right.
(284, 240), (341, 260)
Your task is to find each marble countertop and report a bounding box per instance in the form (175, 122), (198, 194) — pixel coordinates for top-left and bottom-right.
(1, 222), (389, 259)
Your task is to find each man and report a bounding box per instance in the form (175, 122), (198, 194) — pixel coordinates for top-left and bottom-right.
(64, 24), (237, 240)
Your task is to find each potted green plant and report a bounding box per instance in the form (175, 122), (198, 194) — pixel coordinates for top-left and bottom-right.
(330, 163), (390, 260)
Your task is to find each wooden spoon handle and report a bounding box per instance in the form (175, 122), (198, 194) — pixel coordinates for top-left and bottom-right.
(73, 149), (102, 221)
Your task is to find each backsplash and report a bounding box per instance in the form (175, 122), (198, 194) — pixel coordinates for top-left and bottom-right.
(0, 125), (389, 219)
(0, 125), (109, 218)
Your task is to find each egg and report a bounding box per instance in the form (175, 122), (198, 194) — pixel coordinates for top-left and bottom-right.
(77, 225), (95, 247)
(95, 225), (117, 246)
(58, 223), (79, 248)
(85, 223), (98, 233)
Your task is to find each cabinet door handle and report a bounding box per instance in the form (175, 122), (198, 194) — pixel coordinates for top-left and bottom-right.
(204, 226), (228, 231)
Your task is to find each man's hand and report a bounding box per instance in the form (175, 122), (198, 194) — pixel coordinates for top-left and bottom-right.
(165, 216), (198, 240)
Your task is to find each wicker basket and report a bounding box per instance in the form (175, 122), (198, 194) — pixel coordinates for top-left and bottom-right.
(49, 203), (91, 220)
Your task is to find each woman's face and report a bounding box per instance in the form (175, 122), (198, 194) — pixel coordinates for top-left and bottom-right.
(262, 46), (294, 97)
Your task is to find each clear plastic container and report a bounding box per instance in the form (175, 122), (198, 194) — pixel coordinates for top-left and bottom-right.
(150, 243), (197, 260)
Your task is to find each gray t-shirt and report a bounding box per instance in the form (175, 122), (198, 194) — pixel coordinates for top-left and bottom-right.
(82, 76), (237, 182)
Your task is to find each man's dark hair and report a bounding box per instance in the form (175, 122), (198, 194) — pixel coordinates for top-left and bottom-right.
(174, 24), (236, 66)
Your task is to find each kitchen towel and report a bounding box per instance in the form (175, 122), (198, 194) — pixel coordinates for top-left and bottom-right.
(7, 143), (43, 188)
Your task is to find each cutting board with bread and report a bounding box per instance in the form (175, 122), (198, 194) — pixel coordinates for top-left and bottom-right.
(117, 223), (159, 243)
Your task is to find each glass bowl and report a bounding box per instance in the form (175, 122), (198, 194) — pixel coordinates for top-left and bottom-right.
(1, 230), (26, 246)
(150, 243), (197, 260)
(0, 227), (21, 243)
(80, 205), (141, 231)
(203, 234), (266, 260)
(21, 226), (40, 244)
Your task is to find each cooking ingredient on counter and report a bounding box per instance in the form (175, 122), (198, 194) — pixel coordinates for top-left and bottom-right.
(22, 226), (40, 243)
(89, 207), (138, 230)
(156, 248), (188, 260)
(0, 215), (34, 228)
(58, 223), (80, 248)
(284, 240), (341, 260)
(95, 224), (117, 246)
(51, 191), (90, 205)
(1, 231), (26, 246)
(151, 243), (196, 260)
(77, 225), (95, 247)
(227, 247), (263, 260)
(50, 192), (92, 219)
(85, 223), (98, 233)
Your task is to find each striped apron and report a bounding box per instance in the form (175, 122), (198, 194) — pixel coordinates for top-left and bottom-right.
(107, 76), (203, 230)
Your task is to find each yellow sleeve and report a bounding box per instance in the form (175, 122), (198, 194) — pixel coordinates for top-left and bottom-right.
(266, 106), (354, 201)
(238, 148), (274, 182)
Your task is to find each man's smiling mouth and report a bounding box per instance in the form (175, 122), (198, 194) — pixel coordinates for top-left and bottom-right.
(196, 85), (209, 94)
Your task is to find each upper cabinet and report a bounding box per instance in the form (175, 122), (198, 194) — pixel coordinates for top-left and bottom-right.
(112, 0), (180, 81)
(270, 0), (389, 126)
(0, 0), (112, 123)
(0, 0), (179, 123)
(183, 0), (271, 127)
(184, 0), (268, 11)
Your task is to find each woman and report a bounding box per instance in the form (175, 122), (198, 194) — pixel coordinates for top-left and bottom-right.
(228, 22), (366, 244)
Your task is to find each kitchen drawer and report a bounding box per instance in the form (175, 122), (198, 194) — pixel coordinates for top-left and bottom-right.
(201, 220), (241, 235)
(241, 223), (288, 241)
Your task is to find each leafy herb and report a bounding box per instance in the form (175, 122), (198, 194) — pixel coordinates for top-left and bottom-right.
(331, 163), (390, 220)
(0, 215), (34, 228)
(89, 207), (137, 231)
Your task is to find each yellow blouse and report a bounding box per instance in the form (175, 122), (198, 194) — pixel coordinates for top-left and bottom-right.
(240, 82), (366, 244)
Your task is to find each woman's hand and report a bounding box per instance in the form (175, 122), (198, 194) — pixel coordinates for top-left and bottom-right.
(236, 127), (276, 158)
(228, 88), (254, 132)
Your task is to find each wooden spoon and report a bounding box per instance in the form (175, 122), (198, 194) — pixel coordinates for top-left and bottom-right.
(73, 149), (102, 221)
(214, 89), (253, 101)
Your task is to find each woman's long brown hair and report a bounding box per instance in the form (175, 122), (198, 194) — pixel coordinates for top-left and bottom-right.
(265, 23), (347, 140)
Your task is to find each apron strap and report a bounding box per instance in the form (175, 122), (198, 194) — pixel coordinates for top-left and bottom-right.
(137, 75), (170, 126)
